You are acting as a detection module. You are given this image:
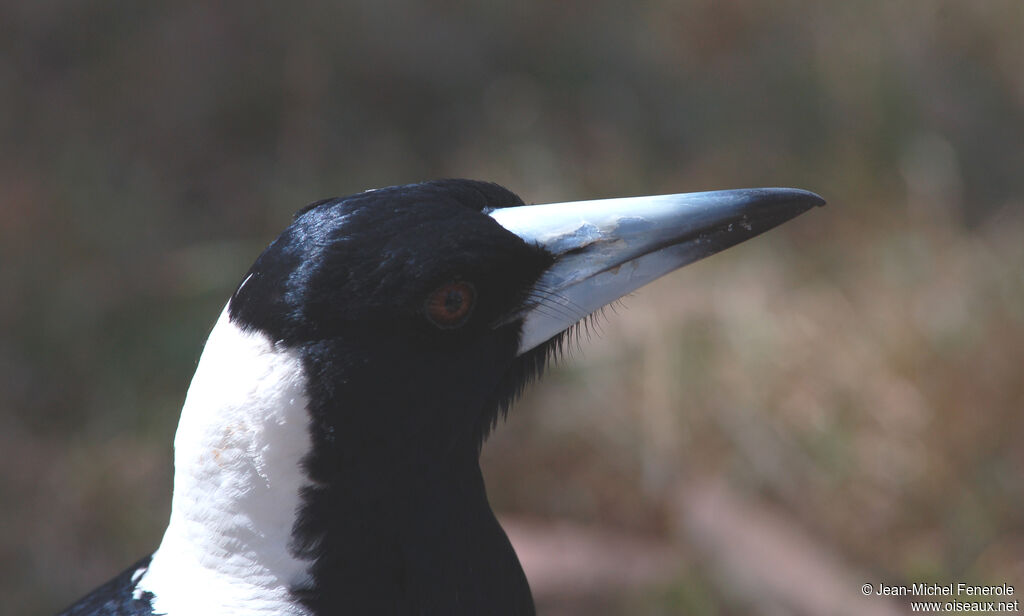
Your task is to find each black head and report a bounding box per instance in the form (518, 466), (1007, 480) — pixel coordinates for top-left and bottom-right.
(229, 180), (558, 479)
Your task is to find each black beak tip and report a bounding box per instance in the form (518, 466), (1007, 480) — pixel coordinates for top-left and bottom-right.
(803, 190), (827, 208)
(763, 187), (826, 209)
(737, 187), (825, 227)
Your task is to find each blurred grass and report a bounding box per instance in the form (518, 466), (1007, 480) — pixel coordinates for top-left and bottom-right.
(2, 0), (1023, 614)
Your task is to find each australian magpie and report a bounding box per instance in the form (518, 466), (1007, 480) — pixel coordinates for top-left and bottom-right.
(58, 179), (823, 616)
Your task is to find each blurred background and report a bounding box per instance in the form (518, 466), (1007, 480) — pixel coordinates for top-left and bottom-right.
(3, 1), (1023, 614)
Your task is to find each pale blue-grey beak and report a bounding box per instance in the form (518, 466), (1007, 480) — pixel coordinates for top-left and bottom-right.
(489, 188), (825, 354)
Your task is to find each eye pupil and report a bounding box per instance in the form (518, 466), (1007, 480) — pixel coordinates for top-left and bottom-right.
(426, 281), (476, 329)
(444, 290), (463, 313)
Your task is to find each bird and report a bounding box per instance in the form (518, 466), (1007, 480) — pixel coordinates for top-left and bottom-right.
(58, 179), (823, 616)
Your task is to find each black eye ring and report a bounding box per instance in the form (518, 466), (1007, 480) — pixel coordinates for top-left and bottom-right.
(424, 281), (476, 329)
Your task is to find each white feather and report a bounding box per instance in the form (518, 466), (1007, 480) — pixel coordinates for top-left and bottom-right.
(139, 305), (313, 616)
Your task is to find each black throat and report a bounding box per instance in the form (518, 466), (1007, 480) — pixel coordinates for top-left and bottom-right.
(285, 332), (542, 616)
(293, 438), (533, 615)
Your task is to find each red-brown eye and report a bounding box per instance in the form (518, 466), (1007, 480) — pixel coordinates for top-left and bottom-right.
(424, 281), (476, 329)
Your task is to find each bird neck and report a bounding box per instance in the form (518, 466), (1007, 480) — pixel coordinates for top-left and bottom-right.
(285, 326), (535, 614)
(296, 445), (534, 615)
(139, 306), (533, 615)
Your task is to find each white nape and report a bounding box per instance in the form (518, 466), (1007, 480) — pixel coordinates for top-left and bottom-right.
(139, 305), (313, 616)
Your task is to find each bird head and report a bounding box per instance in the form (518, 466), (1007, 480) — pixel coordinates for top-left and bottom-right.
(226, 179), (823, 485)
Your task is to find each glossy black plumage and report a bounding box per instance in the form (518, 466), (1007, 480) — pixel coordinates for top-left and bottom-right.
(230, 180), (552, 613)
(57, 557), (154, 616)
